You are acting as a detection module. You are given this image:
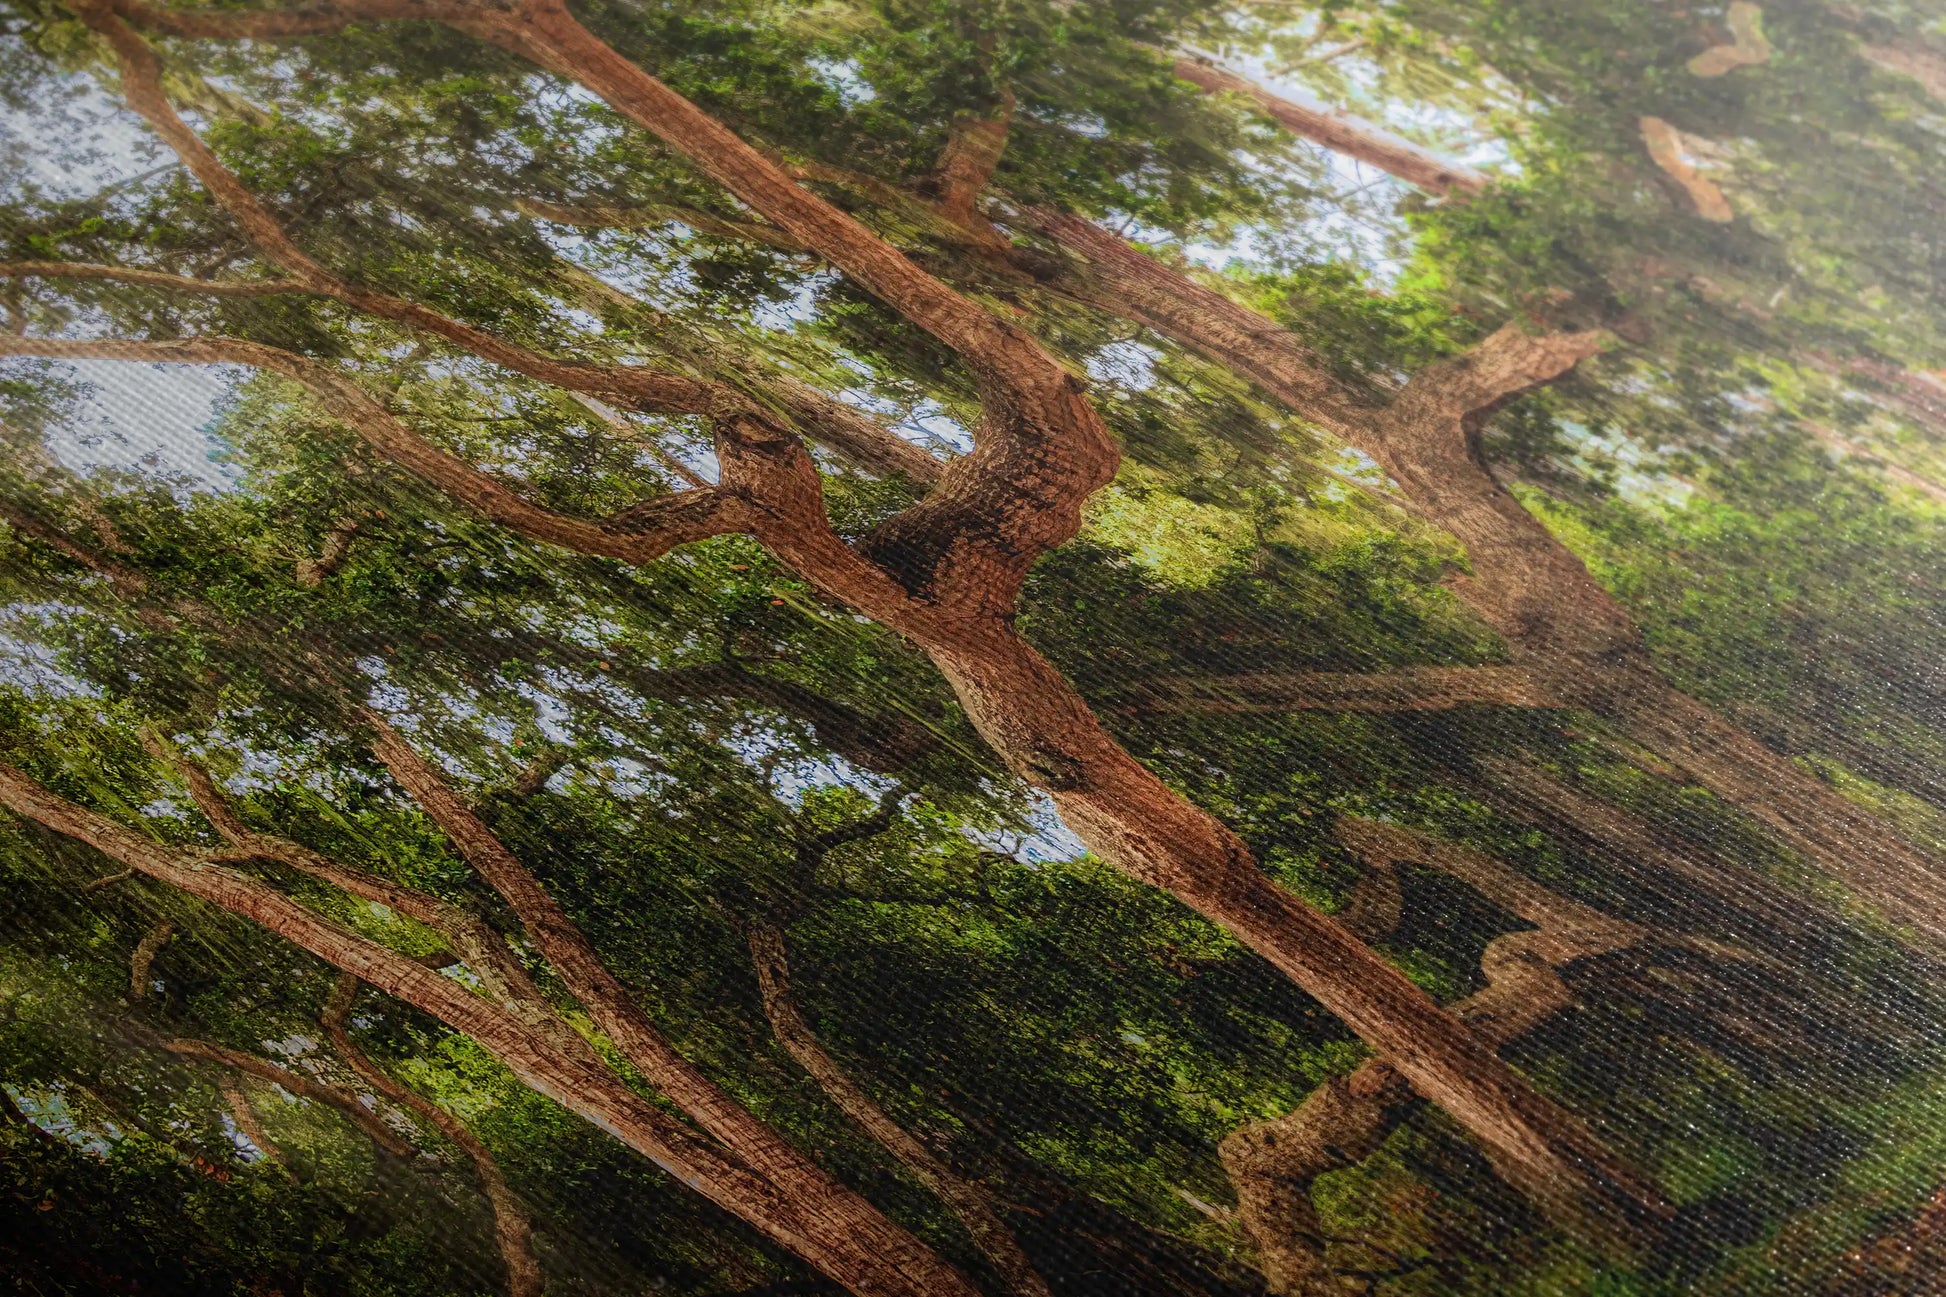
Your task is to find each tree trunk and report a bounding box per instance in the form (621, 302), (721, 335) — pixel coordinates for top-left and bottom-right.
(747, 918), (1054, 1297)
(913, 619), (1667, 1246)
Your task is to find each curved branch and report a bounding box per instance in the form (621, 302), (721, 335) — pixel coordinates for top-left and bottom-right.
(161, 1036), (414, 1157)
(65, 11), (729, 417)
(0, 758), (980, 1297)
(1164, 53), (1488, 198)
(1221, 818), (1653, 1295)
(323, 976), (543, 1297)
(1687, 3), (1771, 77)
(747, 918), (1052, 1297)
(358, 714), (979, 1296)
(0, 333), (742, 564)
(129, 919), (174, 1000)
(1639, 117), (1734, 223)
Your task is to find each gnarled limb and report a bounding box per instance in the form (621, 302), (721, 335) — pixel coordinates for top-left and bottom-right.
(747, 918), (1053, 1297)
(1687, 3), (1771, 77)
(0, 759), (983, 1297)
(1221, 819), (1654, 1295)
(910, 618), (1666, 1244)
(128, 920), (174, 1000)
(77, 0), (1663, 1240)
(324, 975), (543, 1297)
(294, 516), (363, 587)
(1138, 666), (1559, 715)
(1640, 117), (1734, 223)
(161, 1036), (414, 1157)
(1368, 324), (1642, 661)
(929, 92), (1016, 234)
(358, 716), (982, 1297)
(1163, 53), (1488, 198)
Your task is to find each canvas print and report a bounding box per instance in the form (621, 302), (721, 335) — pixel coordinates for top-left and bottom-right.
(3, 0), (1946, 1293)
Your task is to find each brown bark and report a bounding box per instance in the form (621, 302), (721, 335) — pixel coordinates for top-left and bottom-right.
(294, 516), (362, 587)
(219, 1082), (291, 1172)
(1639, 116), (1734, 223)
(359, 717), (982, 1297)
(931, 93), (1017, 230)
(909, 621), (1664, 1245)
(324, 975), (544, 1297)
(1687, 3), (1772, 77)
(0, 759), (982, 1297)
(160, 1036), (415, 1157)
(1025, 208), (1946, 953)
(1221, 818), (1653, 1295)
(1860, 42), (1946, 102)
(1164, 54), (1488, 198)
(70, 0), (1665, 1239)
(747, 918), (1053, 1297)
(129, 920), (173, 1000)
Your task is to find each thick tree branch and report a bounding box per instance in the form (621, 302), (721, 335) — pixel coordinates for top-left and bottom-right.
(324, 976), (543, 1297)
(1221, 818), (1652, 1295)
(1639, 116), (1734, 223)
(1164, 52), (1488, 198)
(1688, 2), (1771, 77)
(929, 92), (1016, 231)
(0, 758), (980, 1297)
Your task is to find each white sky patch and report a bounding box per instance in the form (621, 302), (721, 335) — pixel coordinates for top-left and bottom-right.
(962, 790), (1086, 865)
(12, 359), (239, 491)
(803, 56), (877, 106)
(1085, 338), (1163, 390)
(1553, 420), (1695, 510)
